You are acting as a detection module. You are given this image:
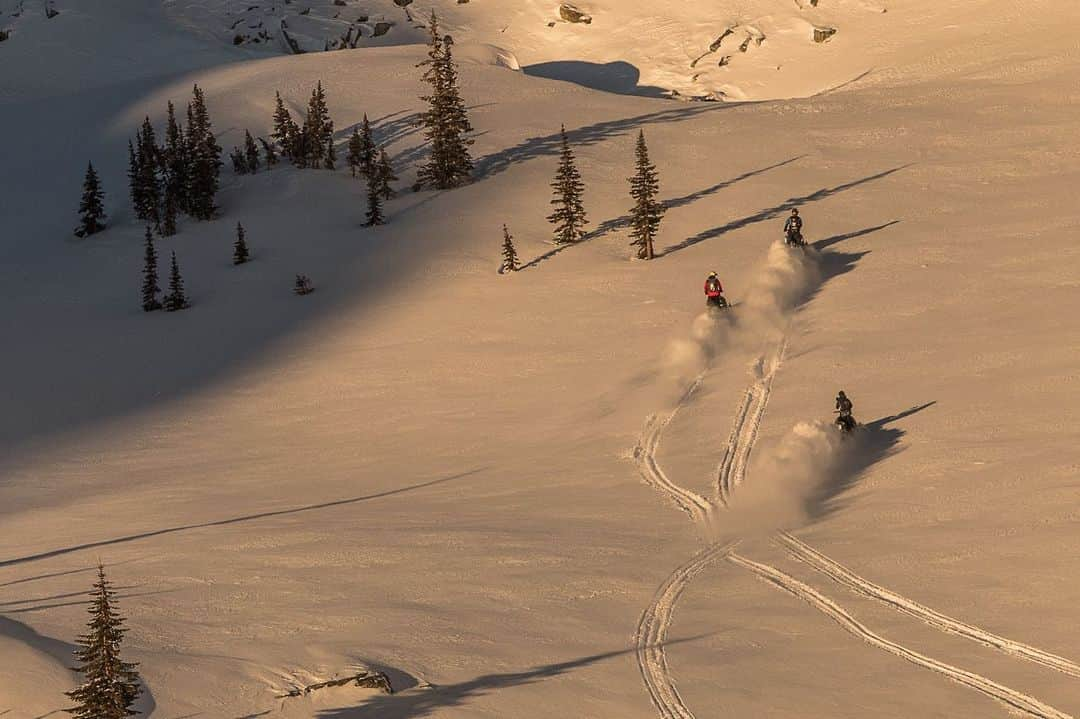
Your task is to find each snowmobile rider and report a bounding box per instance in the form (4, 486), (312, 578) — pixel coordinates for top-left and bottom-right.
(784, 208), (803, 245)
(704, 271), (726, 308)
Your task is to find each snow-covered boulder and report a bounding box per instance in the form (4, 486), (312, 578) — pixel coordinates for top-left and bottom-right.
(559, 4), (592, 24)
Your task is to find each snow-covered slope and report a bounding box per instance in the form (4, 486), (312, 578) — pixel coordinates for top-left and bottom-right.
(2, 0), (1080, 717)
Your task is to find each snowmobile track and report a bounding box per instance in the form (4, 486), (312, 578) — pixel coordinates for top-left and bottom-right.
(635, 540), (737, 719)
(633, 375), (714, 523)
(776, 531), (1080, 678)
(716, 338), (787, 506)
(729, 553), (1075, 719)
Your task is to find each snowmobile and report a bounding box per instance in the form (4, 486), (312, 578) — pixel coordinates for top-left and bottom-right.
(706, 294), (729, 310)
(784, 228), (806, 248)
(834, 410), (857, 435)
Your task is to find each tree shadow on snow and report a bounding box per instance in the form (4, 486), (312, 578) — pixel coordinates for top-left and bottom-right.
(0, 469), (483, 569)
(314, 637), (707, 718)
(804, 402), (937, 522)
(476, 104), (724, 180)
(660, 166), (911, 257)
(523, 60), (669, 98)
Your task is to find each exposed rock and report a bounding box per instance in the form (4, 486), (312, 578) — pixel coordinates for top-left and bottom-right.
(333, 0), (345, 5)
(0, 29), (9, 42)
(373, 21), (392, 36)
(44, 1), (59, 18)
(457, 0), (469, 4)
(813, 26), (837, 42)
(738, 36), (750, 52)
(392, 0), (412, 6)
(559, 4), (592, 24)
(709, 28), (734, 53)
(278, 670), (393, 698)
(718, 55), (731, 67)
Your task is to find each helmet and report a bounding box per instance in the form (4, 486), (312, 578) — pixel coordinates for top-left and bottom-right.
(791, 208), (799, 215)
(708, 271), (717, 277)
(838, 390), (846, 397)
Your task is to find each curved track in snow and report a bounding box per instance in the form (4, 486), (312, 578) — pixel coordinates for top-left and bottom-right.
(776, 531), (1080, 679)
(634, 541), (736, 719)
(728, 553), (1075, 719)
(633, 375), (714, 523)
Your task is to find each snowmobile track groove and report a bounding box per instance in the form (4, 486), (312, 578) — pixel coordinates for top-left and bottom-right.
(776, 531), (1080, 679)
(728, 553), (1075, 719)
(635, 541), (737, 719)
(633, 375), (714, 523)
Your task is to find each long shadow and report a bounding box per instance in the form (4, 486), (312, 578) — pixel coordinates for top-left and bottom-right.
(523, 60), (669, 98)
(583, 155), (806, 242)
(661, 165), (910, 256)
(806, 402), (937, 522)
(476, 104), (723, 180)
(814, 220), (901, 251)
(4, 589), (173, 613)
(0, 469), (483, 569)
(314, 636), (707, 719)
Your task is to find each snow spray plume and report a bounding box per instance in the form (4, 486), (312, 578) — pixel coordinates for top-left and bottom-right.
(661, 241), (822, 388)
(715, 420), (852, 540)
(737, 240), (822, 340)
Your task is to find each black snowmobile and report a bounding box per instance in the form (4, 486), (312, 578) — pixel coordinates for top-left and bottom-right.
(834, 410), (857, 435)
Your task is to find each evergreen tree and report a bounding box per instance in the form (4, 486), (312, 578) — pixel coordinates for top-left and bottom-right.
(74, 162), (106, 238)
(243, 130), (261, 173)
(186, 85), (223, 221)
(65, 563), (142, 718)
(358, 113), (377, 178)
(364, 173), (385, 226)
(323, 122), (336, 170)
(374, 148), (397, 200)
(259, 137), (278, 166)
(301, 81), (333, 169)
(233, 222), (250, 265)
(417, 12), (474, 190)
(133, 117), (162, 226)
(163, 251), (189, 311)
(547, 125), (588, 245)
(271, 91), (300, 163)
(230, 147), (249, 175)
(500, 224), (519, 273)
(346, 126), (363, 178)
(140, 227), (161, 312)
(161, 101), (189, 213)
(627, 130), (665, 260)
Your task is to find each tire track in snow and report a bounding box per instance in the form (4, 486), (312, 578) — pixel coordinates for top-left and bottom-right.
(775, 531), (1080, 679)
(728, 552), (1075, 719)
(716, 338), (787, 506)
(635, 541), (737, 719)
(633, 375), (714, 523)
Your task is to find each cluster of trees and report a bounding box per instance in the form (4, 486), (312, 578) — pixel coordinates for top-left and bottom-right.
(127, 85), (223, 237)
(501, 127), (665, 272)
(140, 227), (188, 313)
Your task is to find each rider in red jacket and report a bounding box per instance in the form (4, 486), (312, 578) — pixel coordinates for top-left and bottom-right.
(704, 271), (727, 308)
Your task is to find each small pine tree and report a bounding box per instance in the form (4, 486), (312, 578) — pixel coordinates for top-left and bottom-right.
(417, 12), (474, 190)
(75, 162), (106, 238)
(323, 123), (336, 170)
(627, 130), (665, 261)
(259, 137), (278, 166)
(65, 563), (142, 718)
(271, 91), (300, 163)
(163, 251), (189, 311)
(133, 117), (162, 226)
(243, 130), (261, 173)
(230, 147), (249, 174)
(375, 148), (397, 200)
(141, 227), (161, 311)
(346, 126), (363, 178)
(126, 140), (139, 215)
(233, 222), (250, 265)
(294, 274), (314, 295)
(186, 85), (223, 221)
(161, 101), (189, 213)
(547, 125), (588, 245)
(302, 81), (333, 169)
(364, 174), (385, 226)
(358, 113), (377, 178)
(501, 224), (519, 273)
